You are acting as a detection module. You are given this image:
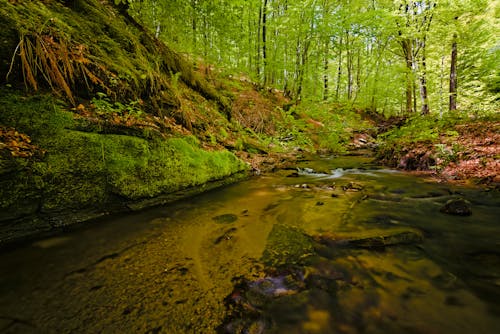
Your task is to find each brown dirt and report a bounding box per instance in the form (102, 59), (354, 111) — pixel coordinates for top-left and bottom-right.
(439, 121), (500, 185)
(387, 120), (500, 187)
(231, 85), (287, 135)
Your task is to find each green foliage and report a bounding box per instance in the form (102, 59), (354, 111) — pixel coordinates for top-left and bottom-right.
(282, 101), (372, 153)
(130, 0), (498, 115)
(91, 92), (143, 117)
(433, 143), (462, 170)
(378, 112), (464, 146)
(274, 110), (313, 149)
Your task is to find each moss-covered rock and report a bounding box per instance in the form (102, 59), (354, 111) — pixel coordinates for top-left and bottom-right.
(261, 224), (316, 268)
(0, 90), (248, 244)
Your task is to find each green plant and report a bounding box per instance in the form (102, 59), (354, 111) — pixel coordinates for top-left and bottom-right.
(91, 92), (143, 117)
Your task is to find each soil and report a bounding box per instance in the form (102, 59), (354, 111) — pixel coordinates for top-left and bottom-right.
(439, 121), (500, 185)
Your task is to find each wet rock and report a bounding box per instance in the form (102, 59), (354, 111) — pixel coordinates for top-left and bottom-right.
(367, 194), (402, 202)
(287, 171), (299, 178)
(248, 273), (304, 299)
(342, 182), (364, 192)
(367, 215), (401, 227)
(316, 201), (324, 206)
(315, 183), (336, 191)
(219, 269), (307, 333)
(445, 295), (465, 307)
(263, 202), (280, 211)
(212, 213), (238, 224)
(440, 198), (472, 216)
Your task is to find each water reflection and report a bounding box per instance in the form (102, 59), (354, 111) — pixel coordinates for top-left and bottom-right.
(0, 154), (499, 333)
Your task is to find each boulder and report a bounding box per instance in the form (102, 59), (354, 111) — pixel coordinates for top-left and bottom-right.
(440, 198), (472, 216)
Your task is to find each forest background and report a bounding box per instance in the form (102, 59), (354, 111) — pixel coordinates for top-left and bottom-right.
(129, 0), (499, 116)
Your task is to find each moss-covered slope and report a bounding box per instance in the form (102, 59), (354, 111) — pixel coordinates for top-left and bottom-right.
(0, 0), (250, 244)
(0, 89), (247, 243)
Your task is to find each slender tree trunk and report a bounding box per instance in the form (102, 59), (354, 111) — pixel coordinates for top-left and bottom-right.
(419, 39), (430, 114)
(262, 0), (268, 85)
(346, 31), (353, 100)
(256, 4), (262, 78)
(323, 39), (329, 100)
(439, 56), (445, 115)
(449, 33), (458, 111)
(335, 37), (343, 101)
(403, 39), (413, 113)
(203, 14), (208, 61)
(191, 0), (197, 64)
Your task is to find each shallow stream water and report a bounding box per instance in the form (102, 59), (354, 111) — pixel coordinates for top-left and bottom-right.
(1, 153), (499, 333)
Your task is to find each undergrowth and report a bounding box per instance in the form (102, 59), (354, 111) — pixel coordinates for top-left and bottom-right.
(278, 101), (373, 153)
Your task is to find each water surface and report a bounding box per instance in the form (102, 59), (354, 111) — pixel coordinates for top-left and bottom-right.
(1, 154), (499, 333)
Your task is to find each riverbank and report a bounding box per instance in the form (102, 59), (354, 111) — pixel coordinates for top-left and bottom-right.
(0, 0), (284, 245)
(375, 116), (499, 189)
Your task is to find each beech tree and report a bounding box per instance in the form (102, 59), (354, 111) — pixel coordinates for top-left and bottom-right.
(128, 0), (498, 115)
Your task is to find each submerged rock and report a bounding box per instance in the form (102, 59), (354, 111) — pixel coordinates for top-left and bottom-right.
(316, 229), (424, 249)
(214, 227), (238, 244)
(348, 230), (423, 248)
(212, 214), (238, 224)
(261, 224), (315, 267)
(440, 198), (472, 216)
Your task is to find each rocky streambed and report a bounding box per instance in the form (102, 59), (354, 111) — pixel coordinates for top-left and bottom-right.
(0, 153), (499, 333)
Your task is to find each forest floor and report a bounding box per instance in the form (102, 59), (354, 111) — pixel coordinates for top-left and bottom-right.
(366, 115), (499, 188)
(426, 120), (499, 186)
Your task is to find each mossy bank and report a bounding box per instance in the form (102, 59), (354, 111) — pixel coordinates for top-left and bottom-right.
(0, 90), (248, 244)
(0, 0), (257, 244)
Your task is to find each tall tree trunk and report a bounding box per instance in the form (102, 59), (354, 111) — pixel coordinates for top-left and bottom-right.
(256, 4), (262, 78)
(335, 37), (343, 101)
(191, 0), (197, 60)
(295, 38), (311, 101)
(323, 39), (329, 100)
(346, 31), (353, 100)
(449, 33), (458, 111)
(419, 39), (430, 114)
(262, 0), (268, 85)
(203, 14), (208, 61)
(403, 39), (413, 113)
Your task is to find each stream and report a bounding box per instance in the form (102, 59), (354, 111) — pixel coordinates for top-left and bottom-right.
(0, 153), (499, 333)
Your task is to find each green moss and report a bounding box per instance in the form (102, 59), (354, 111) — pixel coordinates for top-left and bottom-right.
(0, 89), (74, 140)
(0, 89), (247, 221)
(37, 130), (247, 208)
(105, 136), (246, 199)
(38, 130), (108, 211)
(0, 0), (229, 113)
(261, 224), (316, 268)
(0, 167), (41, 221)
